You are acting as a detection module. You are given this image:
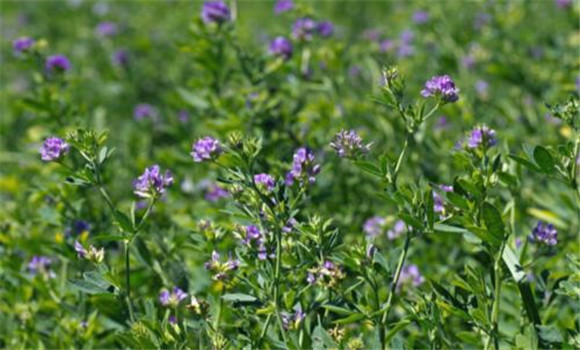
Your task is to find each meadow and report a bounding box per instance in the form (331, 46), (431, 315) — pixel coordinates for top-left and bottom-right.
(0, 0), (579, 349)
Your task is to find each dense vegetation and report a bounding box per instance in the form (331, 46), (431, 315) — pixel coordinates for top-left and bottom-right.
(1, 1), (579, 349)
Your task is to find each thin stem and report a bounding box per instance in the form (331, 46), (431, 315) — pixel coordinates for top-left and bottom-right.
(124, 240), (135, 322)
(422, 102), (441, 122)
(257, 313), (273, 347)
(392, 133), (412, 189)
(485, 242), (506, 350)
(214, 289), (224, 330)
(380, 232), (411, 339)
(130, 198), (157, 243)
(273, 225), (289, 346)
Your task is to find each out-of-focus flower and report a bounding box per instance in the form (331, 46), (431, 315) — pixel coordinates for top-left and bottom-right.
(387, 220), (406, 240)
(133, 103), (157, 121)
(282, 218), (298, 233)
(307, 260), (345, 288)
(46, 55), (72, 73)
(111, 49), (129, 66)
(474, 12), (490, 30)
(398, 264), (425, 290)
(95, 21), (118, 36)
(159, 287), (188, 307)
(133, 165), (174, 198)
(529, 221), (557, 246)
(421, 75), (460, 103)
(13, 37), (35, 54)
(317, 21), (334, 37)
(66, 220), (91, 235)
(269, 36), (293, 60)
(28, 256), (55, 278)
(466, 125), (496, 149)
(40, 137), (70, 162)
(475, 80), (488, 97)
(380, 39), (394, 53)
(330, 129), (371, 158)
(433, 185), (453, 217)
(177, 109), (189, 123)
(254, 173), (275, 193)
(555, 0), (572, 9)
(285, 147), (320, 186)
(412, 10), (430, 24)
(436, 116), (448, 130)
(274, 0), (293, 14)
(74, 241), (105, 263)
(201, 1), (231, 24)
(205, 184), (229, 202)
(292, 18), (317, 41)
(191, 137), (222, 162)
(363, 216), (386, 238)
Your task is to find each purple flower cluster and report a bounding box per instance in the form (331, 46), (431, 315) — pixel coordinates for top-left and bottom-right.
(45, 55), (72, 73)
(529, 221), (557, 246)
(133, 165), (174, 198)
(330, 129), (371, 158)
(317, 21), (334, 37)
(201, 1), (231, 24)
(285, 147), (320, 186)
(133, 103), (157, 121)
(292, 18), (335, 41)
(421, 75), (460, 103)
(397, 30), (415, 58)
(40, 137), (70, 162)
(254, 173), (275, 193)
(13, 37), (35, 54)
(205, 184), (229, 202)
(466, 125), (497, 149)
(159, 287), (188, 307)
(95, 21), (118, 37)
(397, 264), (425, 290)
(28, 256), (55, 277)
(240, 225), (274, 260)
(363, 216), (386, 238)
(205, 251), (240, 280)
(433, 185), (453, 215)
(191, 137), (222, 162)
(281, 306), (306, 330)
(269, 36), (293, 60)
(274, 0), (293, 14)
(307, 260), (345, 288)
(74, 241), (105, 263)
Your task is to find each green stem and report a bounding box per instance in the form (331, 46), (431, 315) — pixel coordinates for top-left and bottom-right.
(124, 240), (135, 322)
(380, 233), (411, 340)
(392, 133), (412, 189)
(485, 242), (506, 350)
(214, 289), (224, 330)
(257, 313), (273, 347)
(273, 226), (289, 346)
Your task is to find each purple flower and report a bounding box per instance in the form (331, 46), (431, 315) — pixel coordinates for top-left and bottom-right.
(529, 221), (557, 246)
(274, 0), (293, 14)
(178, 110), (189, 123)
(201, 1), (231, 24)
(243, 225), (262, 243)
(387, 220), (406, 240)
(40, 137), (70, 162)
(133, 165), (174, 198)
(13, 37), (34, 54)
(285, 147), (320, 186)
(205, 184), (229, 202)
(363, 216), (386, 238)
(475, 80), (488, 97)
(133, 103), (157, 121)
(159, 287), (188, 307)
(421, 75), (460, 103)
(111, 49), (129, 66)
(398, 264), (425, 289)
(282, 306), (305, 330)
(28, 256), (54, 277)
(254, 173), (275, 193)
(74, 241), (105, 263)
(269, 36), (293, 60)
(282, 218), (298, 233)
(205, 251), (239, 280)
(191, 137), (222, 162)
(292, 18), (317, 42)
(555, 0), (572, 8)
(69, 220), (91, 235)
(306, 272), (316, 284)
(380, 39), (395, 53)
(168, 316), (177, 325)
(474, 12), (490, 30)
(466, 125), (496, 149)
(412, 11), (430, 24)
(462, 54), (475, 70)
(436, 116), (449, 130)
(330, 129), (371, 158)
(317, 21), (334, 37)
(400, 30), (414, 44)
(95, 21), (118, 37)
(45, 55), (72, 73)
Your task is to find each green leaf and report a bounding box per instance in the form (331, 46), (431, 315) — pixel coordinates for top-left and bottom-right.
(481, 202), (504, 241)
(509, 154), (541, 172)
(434, 223), (467, 234)
(312, 325), (337, 350)
(426, 190), (434, 230)
(177, 88), (210, 110)
(446, 192), (471, 211)
(68, 279), (110, 294)
(113, 210), (134, 233)
(384, 319), (411, 343)
(398, 213), (422, 230)
(353, 160), (383, 177)
(320, 304), (356, 316)
(221, 293), (258, 303)
(533, 146), (556, 174)
(332, 312), (366, 324)
(537, 325), (563, 344)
